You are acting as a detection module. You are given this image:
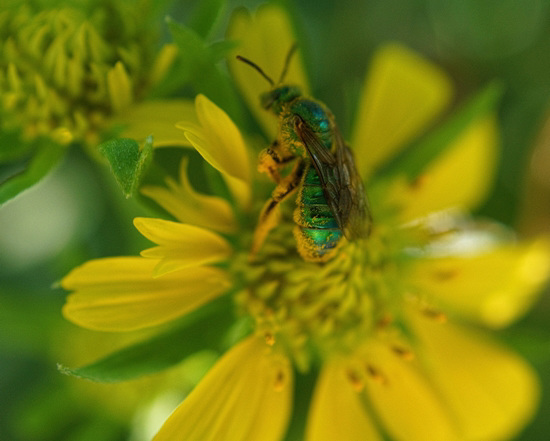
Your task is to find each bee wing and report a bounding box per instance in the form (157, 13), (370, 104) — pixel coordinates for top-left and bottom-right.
(294, 117), (371, 240)
(333, 126), (372, 239)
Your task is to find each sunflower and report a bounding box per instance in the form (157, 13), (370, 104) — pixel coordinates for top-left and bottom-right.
(62, 5), (550, 441)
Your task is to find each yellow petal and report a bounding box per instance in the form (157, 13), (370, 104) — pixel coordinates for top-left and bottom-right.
(388, 115), (498, 223)
(62, 257), (230, 331)
(306, 359), (382, 441)
(227, 4), (310, 137)
(150, 43), (179, 86)
(408, 310), (539, 441)
(352, 44), (453, 179)
(134, 217), (233, 277)
(360, 339), (459, 441)
(177, 94), (251, 208)
(107, 61), (133, 112)
(113, 99), (196, 147)
(154, 336), (292, 441)
(409, 237), (550, 328)
(141, 157), (237, 234)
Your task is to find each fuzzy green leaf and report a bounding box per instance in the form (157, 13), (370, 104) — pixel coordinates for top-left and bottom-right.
(0, 137), (65, 205)
(58, 296), (235, 383)
(99, 136), (153, 198)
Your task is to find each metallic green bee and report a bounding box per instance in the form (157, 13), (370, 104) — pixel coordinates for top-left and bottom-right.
(238, 46), (371, 261)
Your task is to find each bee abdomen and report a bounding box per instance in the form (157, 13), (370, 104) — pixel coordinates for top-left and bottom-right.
(293, 226), (343, 261)
(294, 167), (343, 261)
(297, 204), (339, 229)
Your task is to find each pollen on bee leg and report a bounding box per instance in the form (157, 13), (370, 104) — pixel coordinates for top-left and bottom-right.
(249, 200), (282, 259)
(258, 149), (281, 182)
(346, 368), (365, 392)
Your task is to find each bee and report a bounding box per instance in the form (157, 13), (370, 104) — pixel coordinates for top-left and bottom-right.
(237, 45), (371, 262)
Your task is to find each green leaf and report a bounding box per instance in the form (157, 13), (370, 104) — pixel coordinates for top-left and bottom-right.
(99, 136), (153, 198)
(376, 81), (504, 182)
(58, 295), (235, 383)
(158, 18), (244, 124)
(166, 18), (209, 68)
(188, 0), (226, 39)
(136, 135), (154, 183)
(0, 137), (66, 205)
(149, 17), (208, 98)
(209, 39), (239, 63)
(0, 129), (33, 162)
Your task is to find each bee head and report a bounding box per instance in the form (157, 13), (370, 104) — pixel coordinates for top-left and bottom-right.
(260, 85), (302, 114)
(236, 44), (300, 115)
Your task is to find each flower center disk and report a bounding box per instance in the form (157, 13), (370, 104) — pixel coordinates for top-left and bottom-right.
(232, 218), (403, 371)
(0, 4), (154, 144)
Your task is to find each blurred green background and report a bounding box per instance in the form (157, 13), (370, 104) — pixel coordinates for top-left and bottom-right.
(1, 0), (550, 440)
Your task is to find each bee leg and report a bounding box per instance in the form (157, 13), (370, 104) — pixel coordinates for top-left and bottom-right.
(250, 159), (305, 258)
(258, 140), (297, 183)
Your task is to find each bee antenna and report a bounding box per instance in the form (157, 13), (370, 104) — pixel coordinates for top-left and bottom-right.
(236, 55), (275, 87)
(278, 43), (298, 84)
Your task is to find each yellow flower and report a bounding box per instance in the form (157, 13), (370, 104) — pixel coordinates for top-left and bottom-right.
(62, 4), (550, 441)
